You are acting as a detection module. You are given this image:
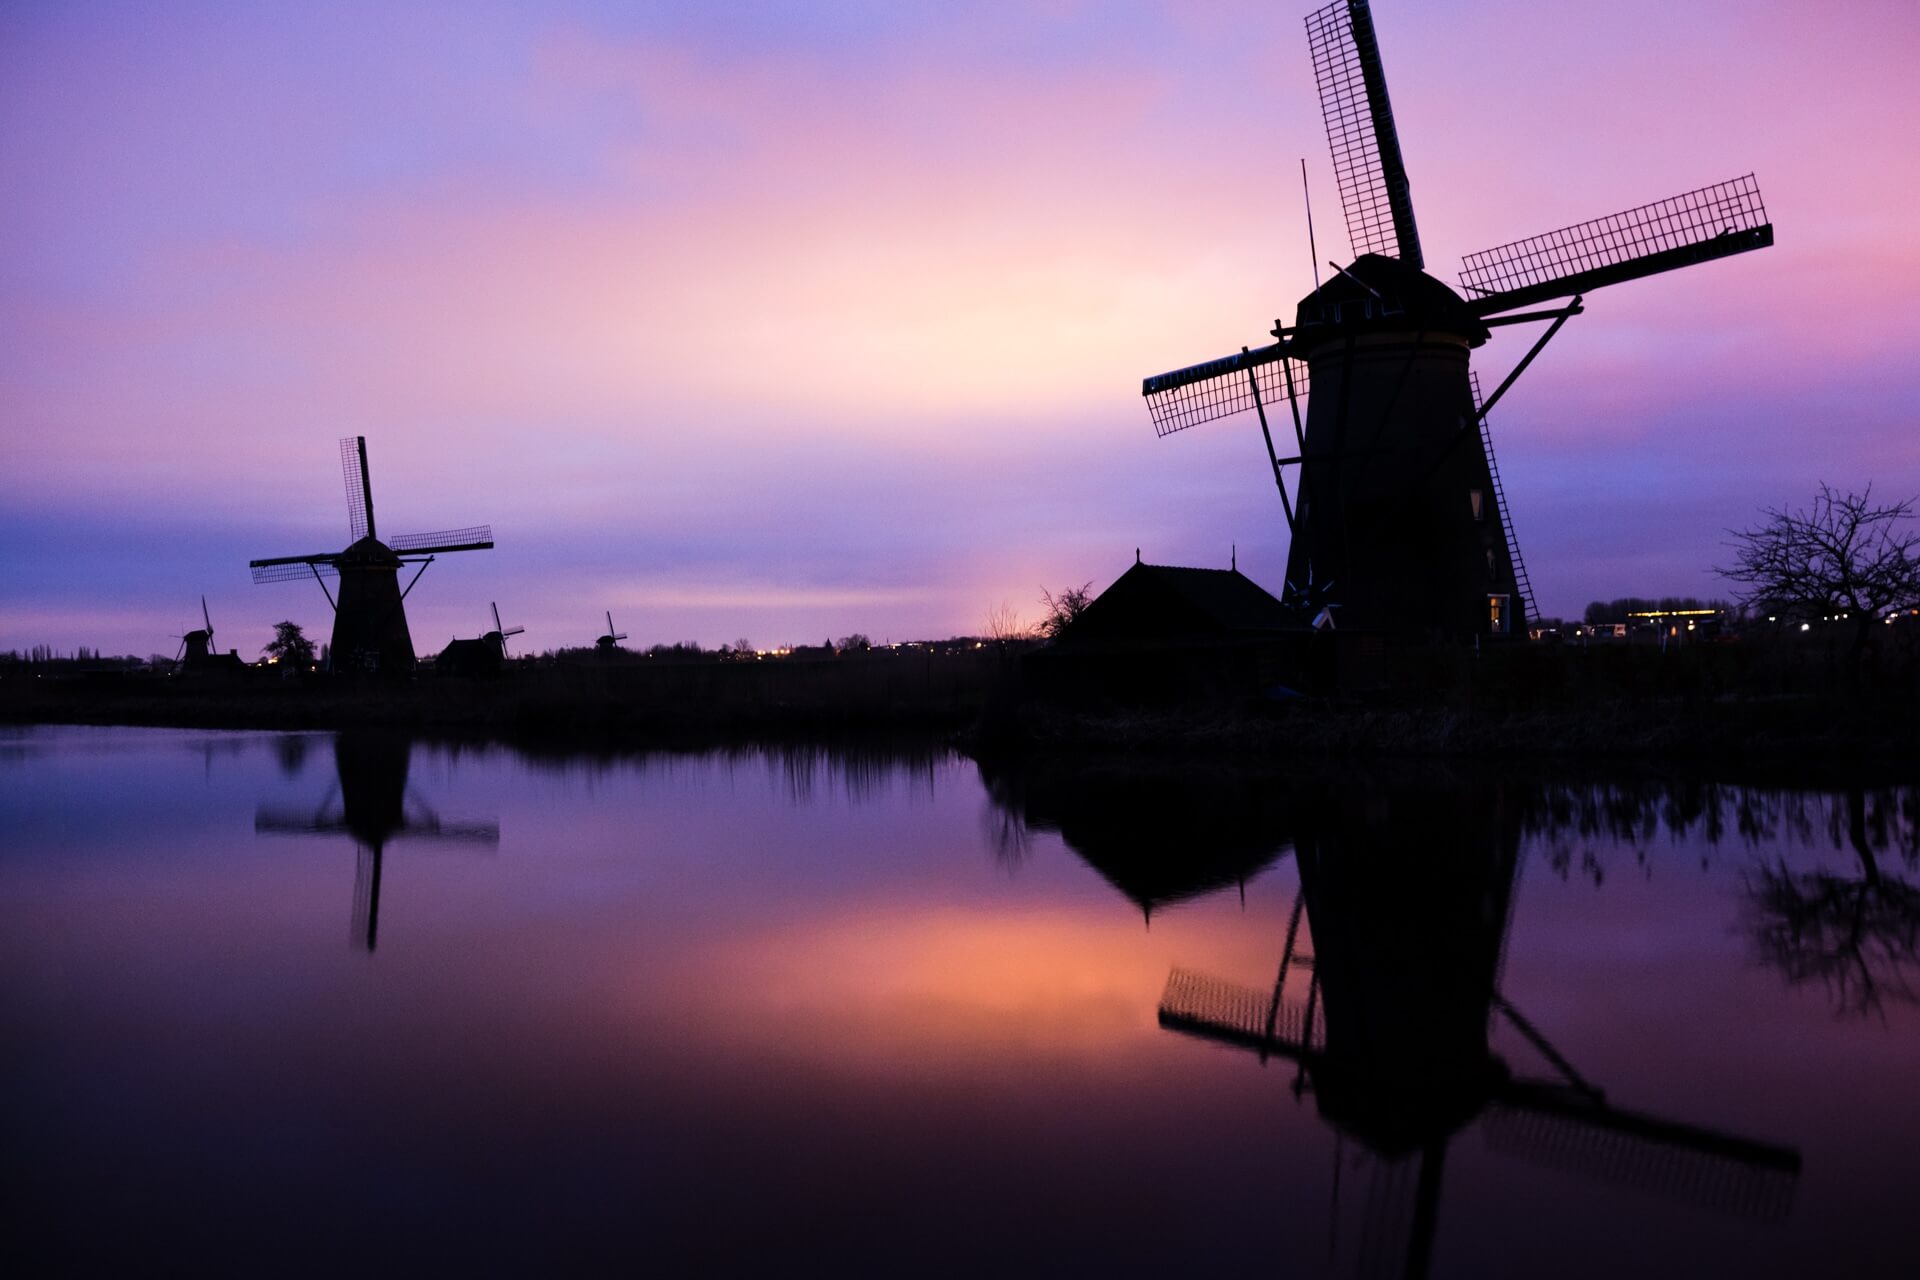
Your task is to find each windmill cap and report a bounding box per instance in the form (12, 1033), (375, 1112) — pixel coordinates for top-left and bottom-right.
(338, 535), (401, 565)
(1289, 253), (1489, 354)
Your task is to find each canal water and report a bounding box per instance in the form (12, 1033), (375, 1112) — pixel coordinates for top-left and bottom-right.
(2, 726), (1916, 1277)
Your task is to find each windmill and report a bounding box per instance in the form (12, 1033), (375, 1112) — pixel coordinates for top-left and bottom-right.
(435, 602), (526, 676)
(249, 437), (494, 674)
(595, 611), (628, 652)
(171, 596), (246, 672)
(1157, 779), (1801, 1277)
(1140, 0), (1773, 639)
(255, 732), (498, 951)
(174, 596), (214, 666)
(486, 602), (525, 660)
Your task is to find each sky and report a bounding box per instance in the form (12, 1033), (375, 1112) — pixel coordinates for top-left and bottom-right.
(4, 0), (1918, 658)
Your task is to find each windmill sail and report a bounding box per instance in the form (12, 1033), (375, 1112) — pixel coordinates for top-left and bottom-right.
(389, 526), (495, 554)
(1461, 175), (1771, 315)
(1142, 343), (1311, 436)
(1157, 966), (1800, 1221)
(1482, 1086), (1800, 1222)
(1158, 967), (1323, 1052)
(1306, 0), (1422, 268)
(250, 559), (339, 583)
(340, 436), (372, 542)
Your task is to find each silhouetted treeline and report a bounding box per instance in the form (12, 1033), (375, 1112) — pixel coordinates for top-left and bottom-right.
(1, 647), (149, 671)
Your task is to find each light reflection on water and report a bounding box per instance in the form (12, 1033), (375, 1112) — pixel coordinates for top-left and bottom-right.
(1, 725), (1915, 1277)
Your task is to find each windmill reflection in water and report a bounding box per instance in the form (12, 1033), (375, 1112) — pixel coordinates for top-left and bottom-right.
(255, 733), (499, 951)
(1156, 775), (1802, 1280)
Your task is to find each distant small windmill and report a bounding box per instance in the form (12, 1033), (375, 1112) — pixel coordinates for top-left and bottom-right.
(1140, 0), (1773, 639)
(249, 437), (494, 674)
(487, 602), (525, 660)
(174, 596), (214, 666)
(596, 611), (628, 652)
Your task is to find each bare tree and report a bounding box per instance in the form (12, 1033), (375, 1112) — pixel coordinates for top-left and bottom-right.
(1716, 484), (1920, 668)
(1038, 582), (1094, 641)
(984, 601), (1032, 645)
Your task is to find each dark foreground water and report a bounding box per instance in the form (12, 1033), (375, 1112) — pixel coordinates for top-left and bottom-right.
(2, 726), (1916, 1277)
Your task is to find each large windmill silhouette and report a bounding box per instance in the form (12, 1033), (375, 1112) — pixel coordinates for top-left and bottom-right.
(249, 437), (494, 674)
(1141, 0), (1772, 639)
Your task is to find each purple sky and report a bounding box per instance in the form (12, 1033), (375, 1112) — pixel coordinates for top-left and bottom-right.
(5, 0), (1917, 658)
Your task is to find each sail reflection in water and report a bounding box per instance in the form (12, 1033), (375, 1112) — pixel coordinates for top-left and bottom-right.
(254, 732), (498, 950)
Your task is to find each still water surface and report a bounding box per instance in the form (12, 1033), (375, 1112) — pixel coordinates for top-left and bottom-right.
(3, 726), (1916, 1276)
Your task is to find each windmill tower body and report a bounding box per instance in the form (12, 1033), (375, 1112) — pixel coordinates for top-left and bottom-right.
(1140, 0), (1773, 645)
(330, 538), (415, 673)
(1286, 257), (1521, 636)
(181, 628), (214, 665)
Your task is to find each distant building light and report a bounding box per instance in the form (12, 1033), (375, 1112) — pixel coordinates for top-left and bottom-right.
(1800, 623), (1811, 632)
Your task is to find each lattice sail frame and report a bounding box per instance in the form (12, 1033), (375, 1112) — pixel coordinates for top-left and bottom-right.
(1158, 968), (1325, 1050)
(1306, 0), (1422, 267)
(1143, 345), (1311, 436)
(389, 526), (493, 553)
(1480, 1101), (1799, 1223)
(1160, 966), (1800, 1223)
(1460, 175), (1770, 312)
(251, 560), (339, 584)
(340, 437), (370, 542)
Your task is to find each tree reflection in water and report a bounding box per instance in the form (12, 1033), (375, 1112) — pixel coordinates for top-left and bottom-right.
(1513, 779), (1920, 1016)
(1746, 789), (1920, 1017)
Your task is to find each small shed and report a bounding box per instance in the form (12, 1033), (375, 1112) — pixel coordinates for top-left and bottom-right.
(436, 634), (505, 677)
(1029, 559), (1322, 704)
(1058, 560), (1295, 647)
